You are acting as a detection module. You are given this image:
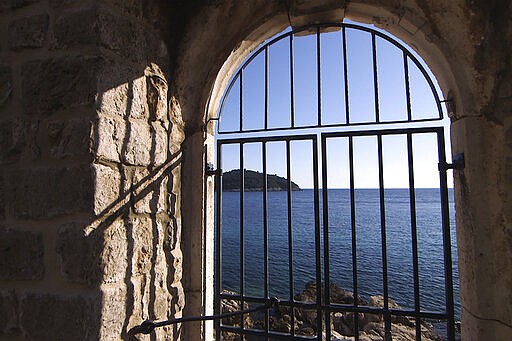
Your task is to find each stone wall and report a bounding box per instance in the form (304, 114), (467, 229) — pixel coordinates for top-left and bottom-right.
(0, 0), (184, 340)
(1, 0), (511, 340)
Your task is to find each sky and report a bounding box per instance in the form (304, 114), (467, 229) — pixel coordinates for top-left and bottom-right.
(216, 21), (453, 189)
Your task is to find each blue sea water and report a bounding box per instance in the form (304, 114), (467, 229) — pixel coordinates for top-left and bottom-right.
(218, 188), (460, 318)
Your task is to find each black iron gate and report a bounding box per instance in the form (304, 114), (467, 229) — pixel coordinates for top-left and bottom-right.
(213, 23), (456, 341)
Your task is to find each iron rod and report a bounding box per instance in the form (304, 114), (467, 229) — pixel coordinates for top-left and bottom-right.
(239, 143), (245, 329)
(317, 26), (322, 126)
(290, 34), (295, 129)
(321, 135), (331, 341)
(348, 135), (360, 341)
(377, 134), (392, 340)
(372, 33), (380, 123)
(342, 26), (350, 125)
(407, 133), (422, 340)
(437, 130), (456, 340)
(286, 139), (295, 336)
(262, 141), (270, 339)
(312, 137), (322, 339)
(215, 142), (223, 340)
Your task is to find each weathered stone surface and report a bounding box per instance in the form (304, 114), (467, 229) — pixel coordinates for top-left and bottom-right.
(124, 119), (152, 166)
(46, 119), (91, 159)
(94, 116), (124, 163)
(20, 293), (99, 340)
(57, 222), (101, 285)
(0, 65), (12, 107)
(0, 227), (43, 280)
(97, 11), (144, 63)
(53, 8), (97, 48)
(8, 13), (49, 49)
(57, 219), (128, 285)
(0, 290), (18, 335)
(0, 119), (40, 164)
(92, 163), (121, 215)
(0, 0), (39, 11)
(130, 167), (166, 214)
(22, 56), (100, 115)
(99, 284), (126, 339)
(7, 166), (93, 218)
(97, 64), (147, 119)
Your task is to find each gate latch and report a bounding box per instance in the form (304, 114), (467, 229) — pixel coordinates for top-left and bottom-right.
(438, 153), (465, 171)
(206, 162), (221, 177)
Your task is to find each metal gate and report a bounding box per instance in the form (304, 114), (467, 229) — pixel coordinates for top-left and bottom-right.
(213, 23), (456, 341)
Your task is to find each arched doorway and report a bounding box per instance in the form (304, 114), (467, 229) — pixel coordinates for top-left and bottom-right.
(212, 23), (457, 340)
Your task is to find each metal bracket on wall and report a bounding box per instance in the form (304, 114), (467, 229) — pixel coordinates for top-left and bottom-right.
(205, 162), (221, 177)
(438, 153), (465, 171)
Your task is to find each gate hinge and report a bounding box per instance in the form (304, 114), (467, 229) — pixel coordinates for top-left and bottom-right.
(205, 162), (221, 177)
(438, 153), (465, 171)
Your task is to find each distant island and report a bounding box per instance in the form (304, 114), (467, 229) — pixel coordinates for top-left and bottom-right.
(222, 169), (301, 192)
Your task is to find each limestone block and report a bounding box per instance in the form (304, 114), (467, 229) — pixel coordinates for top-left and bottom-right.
(57, 222), (101, 285)
(130, 216), (155, 276)
(0, 0), (39, 11)
(0, 227), (43, 280)
(131, 167), (166, 215)
(152, 122), (169, 166)
(123, 119), (152, 166)
(0, 65), (12, 107)
(57, 219), (128, 285)
(0, 290), (18, 335)
(92, 163), (121, 215)
(99, 284), (126, 339)
(53, 8), (97, 48)
(94, 116), (124, 163)
(97, 62), (147, 119)
(22, 56), (100, 115)
(46, 119), (91, 159)
(97, 11), (144, 64)
(0, 119), (40, 164)
(8, 13), (49, 49)
(19, 293), (99, 340)
(7, 166), (93, 218)
(146, 65), (169, 123)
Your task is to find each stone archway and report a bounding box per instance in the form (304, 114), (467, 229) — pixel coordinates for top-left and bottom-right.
(174, 1), (512, 340)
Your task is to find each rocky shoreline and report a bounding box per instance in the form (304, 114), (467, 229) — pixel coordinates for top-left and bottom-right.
(221, 281), (450, 341)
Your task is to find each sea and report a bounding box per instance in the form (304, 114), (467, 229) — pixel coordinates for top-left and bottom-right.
(218, 188), (460, 319)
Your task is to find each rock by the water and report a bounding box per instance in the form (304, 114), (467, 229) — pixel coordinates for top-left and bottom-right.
(220, 283), (445, 341)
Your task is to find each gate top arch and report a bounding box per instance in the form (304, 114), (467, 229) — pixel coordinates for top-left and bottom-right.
(216, 22), (445, 136)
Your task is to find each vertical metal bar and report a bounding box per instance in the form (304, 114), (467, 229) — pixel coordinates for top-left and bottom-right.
(377, 134), (391, 340)
(286, 139), (295, 336)
(239, 143), (245, 331)
(407, 133), (422, 341)
(312, 137), (322, 339)
(317, 26), (322, 126)
(372, 33), (380, 123)
(262, 141), (269, 340)
(342, 27), (350, 125)
(290, 34), (296, 128)
(321, 135), (331, 341)
(403, 52), (413, 122)
(437, 129), (455, 341)
(215, 142), (223, 340)
(239, 70), (243, 132)
(348, 136), (359, 341)
(265, 46), (269, 130)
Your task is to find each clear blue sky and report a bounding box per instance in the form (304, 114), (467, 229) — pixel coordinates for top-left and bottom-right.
(217, 21), (452, 189)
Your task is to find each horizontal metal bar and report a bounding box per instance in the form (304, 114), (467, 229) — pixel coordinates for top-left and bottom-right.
(218, 117), (444, 135)
(217, 134), (317, 145)
(321, 126), (443, 139)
